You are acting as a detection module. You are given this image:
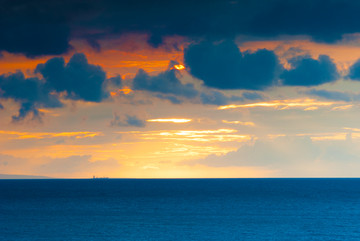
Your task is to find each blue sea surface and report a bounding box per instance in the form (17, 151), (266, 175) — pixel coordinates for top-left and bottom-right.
(1, 178), (360, 240)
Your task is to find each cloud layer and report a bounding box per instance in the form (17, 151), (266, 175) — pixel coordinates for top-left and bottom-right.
(4, 0), (360, 56)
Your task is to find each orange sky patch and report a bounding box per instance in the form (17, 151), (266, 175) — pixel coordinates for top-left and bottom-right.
(0, 35), (185, 78)
(240, 39), (360, 73)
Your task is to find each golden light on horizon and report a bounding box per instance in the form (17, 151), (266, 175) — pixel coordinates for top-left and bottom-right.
(147, 118), (192, 123)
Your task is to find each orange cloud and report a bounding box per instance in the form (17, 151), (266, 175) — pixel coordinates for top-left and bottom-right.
(331, 105), (353, 111)
(218, 98), (335, 110)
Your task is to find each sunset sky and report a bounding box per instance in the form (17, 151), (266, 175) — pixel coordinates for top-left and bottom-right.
(2, 0), (360, 178)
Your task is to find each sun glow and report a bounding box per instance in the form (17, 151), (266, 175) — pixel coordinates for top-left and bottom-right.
(173, 64), (185, 70)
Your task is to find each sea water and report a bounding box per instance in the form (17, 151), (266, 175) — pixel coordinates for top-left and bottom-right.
(1, 178), (360, 240)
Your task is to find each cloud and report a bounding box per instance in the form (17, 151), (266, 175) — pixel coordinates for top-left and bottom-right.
(218, 98), (334, 110)
(7, 0), (360, 56)
(184, 40), (281, 90)
(201, 90), (265, 106)
(281, 55), (339, 86)
(200, 90), (230, 105)
(12, 102), (41, 122)
(154, 94), (183, 104)
(0, 0), (71, 57)
(306, 89), (357, 102)
(110, 113), (145, 127)
(0, 53), (121, 122)
(241, 92), (264, 100)
(347, 58), (360, 80)
(195, 136), (360, 176)
(36, 53), (110, 102)
(132, 68), (198, 98)
(4, 0), (360, 56)
(136, 128), (251, 142)
(222, 120), (255, 126)
(0, 23), (70, 57)
(0, 71), (62, 122)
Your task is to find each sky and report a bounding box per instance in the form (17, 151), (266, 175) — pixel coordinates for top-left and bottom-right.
(2, 0), (360, 178)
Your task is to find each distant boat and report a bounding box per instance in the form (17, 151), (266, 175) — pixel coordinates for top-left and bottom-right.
(92, 175), (109, 179)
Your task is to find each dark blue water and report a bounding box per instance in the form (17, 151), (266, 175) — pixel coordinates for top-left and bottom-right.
(1, 179), (360, 240)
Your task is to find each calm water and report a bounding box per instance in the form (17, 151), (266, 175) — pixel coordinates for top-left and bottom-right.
(1, 178), (360, 240)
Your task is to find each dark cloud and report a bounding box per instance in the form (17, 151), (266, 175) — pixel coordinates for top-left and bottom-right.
(126, 115), (146, 127)
(0, 53), (118, 122)
(0, 103), (3, 109)
(184, 41), (282, 90)
(4, 0), (360, 56)
(0, 71), (62, 121)
(306, 89), (359, 102)
(281, 55), (339, 86)
(347, 59), (360, 80)
(12, 102), (41, 122)
(106, 75), (122, 88)
(110, 113), (145, 127)
(0, 72), (61, 107)
(0, 0), (72, 57)
(36, 53), (108, 102)
(201, 90), (265, 106)
(200, 91), (230, 106)
(241, 92), (264, 100)
(132, 68), (198, 98)
(155, 94), (183, 104)
(0, 23), (71, 58)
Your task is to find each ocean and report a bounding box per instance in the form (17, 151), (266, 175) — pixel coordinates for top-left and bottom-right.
(1, 178), (360, 240)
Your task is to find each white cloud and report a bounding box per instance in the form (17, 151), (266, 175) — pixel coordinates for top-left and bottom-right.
(194, 136), (360, 177)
